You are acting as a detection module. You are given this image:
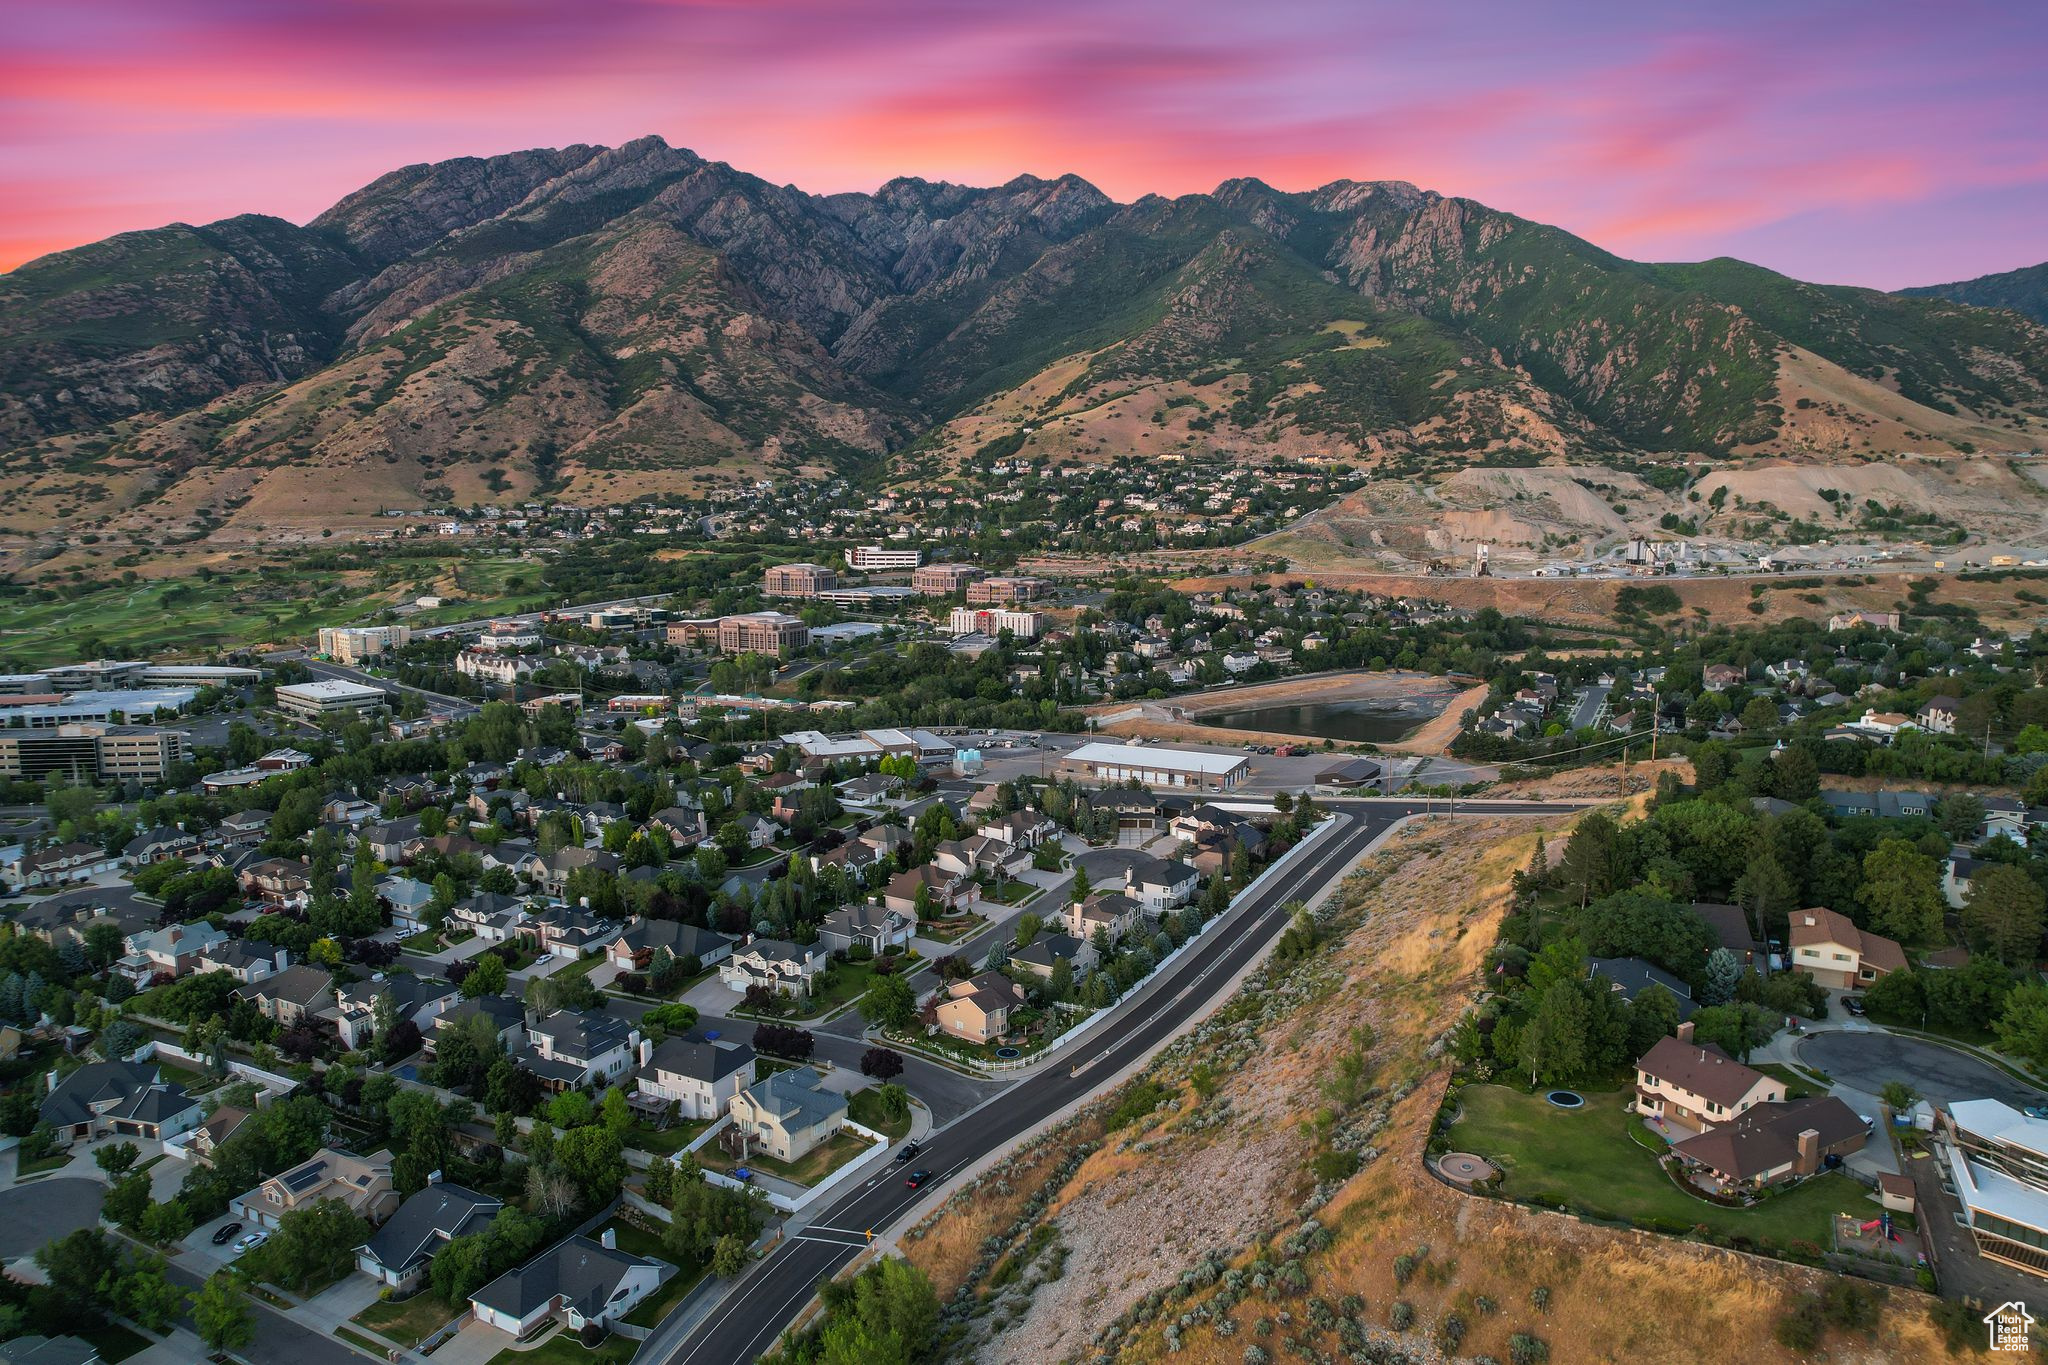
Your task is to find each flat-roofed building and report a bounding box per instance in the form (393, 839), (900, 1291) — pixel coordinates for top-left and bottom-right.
(316, 625), (411, 664)
(0, 724), (184, 783)
(1943, 1099), (2048, 1278)
(912, 563), (985, 596)
(275, 678), (388, 720)
(949, 606), (1047, 640)
(716, 612), (808, 657)
(1057, 741), (1248, 792)
(845, 545), (922, 571)
(966, 575), (1049, 605)
(762, 563), (838, 598)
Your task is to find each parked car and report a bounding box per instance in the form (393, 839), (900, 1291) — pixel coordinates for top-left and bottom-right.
(904, 1169), (931, 1188)
(1842, 996), (1867, 1016)
(895, 1141), (921, 1163)
(211, 1222), (243, 1246)
(234, 1231), (268, 1254)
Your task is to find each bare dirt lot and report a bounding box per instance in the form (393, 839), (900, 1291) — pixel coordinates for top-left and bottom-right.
(1087, 670), (1486, 755)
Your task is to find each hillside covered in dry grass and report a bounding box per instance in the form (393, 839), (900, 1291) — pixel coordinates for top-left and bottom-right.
(902, 808), (1961, 1364)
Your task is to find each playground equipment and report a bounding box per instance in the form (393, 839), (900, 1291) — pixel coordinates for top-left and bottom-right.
(1859, 1212), (1902, 1243)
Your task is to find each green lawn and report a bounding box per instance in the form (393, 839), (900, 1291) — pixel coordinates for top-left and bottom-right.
(624, 1117), (714, 1157)
(847, 1087), (913, 1142)
(977, 879), (1039, 906)
(352, 1291), (463, 1345)
(484, 1329), (635, 1365)
(151, 1061), (213, 1093)
(553, 952), (607, 982)
(592, 1218), (673, 1264)
(621, 1261), (708, 1328)
(79, 1323), (152, 1364)
(1455, 1085), (1870, 1247)
(399, 929), (446, 952)
(699, 1129), (875, 1187)
(760, 959), (887, 1020)
(15, 1149), (71, 1176)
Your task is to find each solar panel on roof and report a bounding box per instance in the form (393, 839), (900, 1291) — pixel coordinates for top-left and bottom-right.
(282, 1163), (326, 1192)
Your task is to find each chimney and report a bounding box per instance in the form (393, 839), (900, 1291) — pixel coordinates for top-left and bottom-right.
(1675, 1020), (1695, 1045)
(1796, 1129), (1820, 1173)
(427, 1168), (442, 1186)
(600, 1228), (616, 1251)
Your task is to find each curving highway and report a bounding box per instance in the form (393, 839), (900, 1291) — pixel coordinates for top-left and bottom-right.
(650, 797), (1584, 1365)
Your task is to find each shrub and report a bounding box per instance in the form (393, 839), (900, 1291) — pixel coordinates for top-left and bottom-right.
(1389, 1301), (1414, 1330)
(1509, 1333), (1551, 1365)
(1531, 1285), (1550, 1311)
(1392, 1253), (1418, 1286)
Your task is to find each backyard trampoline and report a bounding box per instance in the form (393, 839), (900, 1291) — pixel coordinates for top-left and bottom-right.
(1545, 1090), (1585, 1109)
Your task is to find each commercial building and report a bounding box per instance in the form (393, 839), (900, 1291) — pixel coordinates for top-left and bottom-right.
(0, 724), (185, 783)
(845, 545), (922, 571)
(912, 563), (986, 596)
(948, 606), (1048, 640)
(1057, 741), (1249, 792)
(966, 575), (1050, 605)
(715, 611), (809, 657)
(762, 562), (838, 598)
(0, 688), (199, 728)
(274, 678), (389, 720)
(316, 625), (412, 664)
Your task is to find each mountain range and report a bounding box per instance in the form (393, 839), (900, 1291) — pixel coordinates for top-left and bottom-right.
(3, 134), (2046, 538)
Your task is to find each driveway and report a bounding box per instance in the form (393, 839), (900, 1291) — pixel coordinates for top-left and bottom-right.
(0, 1178), (104, 1258)
(1795, 1030), (2048, 1110)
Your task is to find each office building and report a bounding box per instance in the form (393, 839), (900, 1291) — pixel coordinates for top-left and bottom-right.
(948, 607), (1047, 640)
(1056, 741), (1249, 792)
(912, 563), (985, 596)
(715, 612), (809, 657)
(966, 576), (1050, 605)
(845, 545), (922, 571)
(762, 563), (837, 598)
(317, 625), (412, 665)
(275, 679), (388, 721)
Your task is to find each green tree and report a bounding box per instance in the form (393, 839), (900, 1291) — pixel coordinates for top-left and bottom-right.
(1860, 840), (1944, 943)
(140, 1197), (194, 1245)
(109, 1253), (186, 1333)
(1518, 981), (1590, 1086)
(460, 952), (508, 998)
(192, 1274), (255, 1353)
(1702, 947), (1743, 1006)
(1964, 864), (2047, 966)
(1627, 982), (1682, 1056)
(862, 973), (919, 1032)
(93, 1140), (141, 1179)
(815, 1256), (942, 1365)
(1995, 982), (2048, 1073)
(712, 1233), (750, 1278)
(554, 1125), (627, 1206)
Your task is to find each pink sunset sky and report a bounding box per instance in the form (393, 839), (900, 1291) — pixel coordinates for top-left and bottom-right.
(3, 0), (2044, 287)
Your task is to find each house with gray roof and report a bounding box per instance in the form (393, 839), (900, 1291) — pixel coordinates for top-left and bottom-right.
(633, 1036), (756, 1121)
(728, 1065), (847, 1162)
(39, 1060), (202, 1147)
(469, 1231), (666, 1338)
(355, 1179), (503, 1291)
(516, 1010), (642, 1092)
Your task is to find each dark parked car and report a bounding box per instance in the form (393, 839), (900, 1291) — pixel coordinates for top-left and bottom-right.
(904, 1169), (931, 1188)
(1843, 996), (1867, 1016)
(211, 1222), (243, 1245)
(895, 1141), (921, 1163)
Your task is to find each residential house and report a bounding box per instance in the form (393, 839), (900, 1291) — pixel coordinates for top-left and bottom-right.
(540, 846), (620, 897)
(112, 921), (228, 985)
(817, 903), (915, 955)
(39, 1061), (202, 1146)
(931, 835), (1031, 882)
(357, 817), (422, 863)
(1634, 1025), (1786, 1135)
(720, 938), (824, 997)
(1123, 856), (1200, 913)
(433, 995), (526, 1054)
(1670, 1096), (1868, 1188)
(452, 892), (528, 940)
(728, 1066), (847, 1162)
(376, 876), (438, 934)
(1788, 907), (1906, 990)
(1946, 855), (1985, 910)
(182, 1104), (254, 1165)
(516, 1010), (643, 1092)
(469, 1232), (666, 1338)
(239, 857), (312, 908)
(882, 864), (972, 918)
(1820, 789), (1935, 821)
(645, 806), (706, 847)
(1919, 696), (1963, 735)
(632, 1037), (755, 1121)
(932, 971), (1026, 1044)
(982, 809), (1058, 849)
(605, 919), (733, 972)
(121, 827), (199, 868)
(1689, 902), (1768, 973)
(520, 904), (620, 959)
(1010, 932), (1095, 982)
(355, 1180), (503, 1292)
(231, 1147), (398, 1230)
(234, 965), (337, 1028)
(1589, 957), (1697, 1020)
(1065, 892), (1142, 948)
(1940, 1098), (2048, 1279)
(332, 974), (457, 1051)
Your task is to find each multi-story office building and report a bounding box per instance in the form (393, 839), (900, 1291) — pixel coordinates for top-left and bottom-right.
(715, 612), (810, 657)
(316, 625), (412, 664)
(844, 545), (922, 571)
(948, 607), (1048, 640)
(912, 563), (986, 596)
(0, 724), (185, 782)
(966, 575), (1050, 605)
(762, 563), (838, 598)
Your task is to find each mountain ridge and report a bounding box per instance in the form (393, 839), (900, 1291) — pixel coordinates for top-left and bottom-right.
(1899, 259), (2048, 327)
(3, 135), (2045, 539)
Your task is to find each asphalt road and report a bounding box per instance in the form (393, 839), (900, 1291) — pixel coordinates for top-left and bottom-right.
(160, 1260), (362, 1365)
(653, 798), (1582, 1365)
(0, 1178), (103, 1259)
(1795, 1029), (2048, 1110)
